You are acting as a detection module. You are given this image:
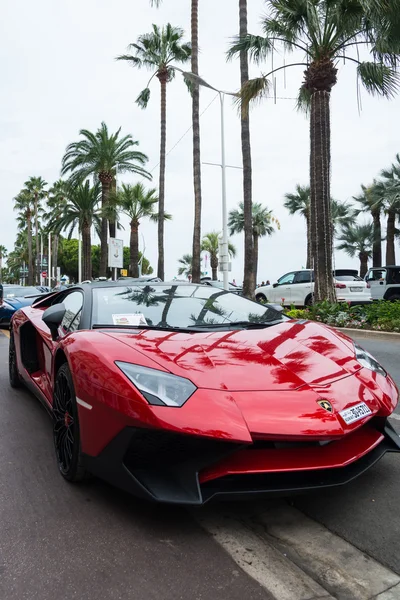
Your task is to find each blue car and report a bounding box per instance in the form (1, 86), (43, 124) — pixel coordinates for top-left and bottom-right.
(0, 285), (45, 326)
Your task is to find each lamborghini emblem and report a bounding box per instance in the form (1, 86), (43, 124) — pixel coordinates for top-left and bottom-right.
(317, 399), (333, 413)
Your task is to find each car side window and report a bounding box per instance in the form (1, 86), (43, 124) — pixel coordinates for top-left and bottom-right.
(367, 269), (386, 282)
(277, 272), (296, 285)
(60, 292), (84, 333)
(294, 271), (312, 284)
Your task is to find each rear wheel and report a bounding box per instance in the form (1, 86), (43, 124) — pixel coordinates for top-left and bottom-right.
(53, 363), (86, 482)
(256, 293), (267, 303)
(9, 330), (21, 388)
(388, 294), (400, 301)
(305, 294), (314, 307)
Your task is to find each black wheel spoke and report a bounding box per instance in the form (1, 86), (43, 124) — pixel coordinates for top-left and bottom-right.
(53, 371), (76, 475)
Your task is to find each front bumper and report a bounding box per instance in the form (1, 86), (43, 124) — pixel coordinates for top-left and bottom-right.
(83, 418), (400, 505)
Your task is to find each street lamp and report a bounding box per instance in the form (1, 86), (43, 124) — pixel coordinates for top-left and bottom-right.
(179, 70), (237, 291)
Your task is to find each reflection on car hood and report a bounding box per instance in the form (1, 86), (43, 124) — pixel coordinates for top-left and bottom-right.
(103, 320), (362, 391)
(2, 296), (35, 309)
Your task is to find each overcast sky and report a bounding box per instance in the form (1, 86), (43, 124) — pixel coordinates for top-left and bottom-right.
(1, 0), (399, 284)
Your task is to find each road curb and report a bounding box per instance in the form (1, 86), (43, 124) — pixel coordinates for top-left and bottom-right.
(334, 327), (400, 340)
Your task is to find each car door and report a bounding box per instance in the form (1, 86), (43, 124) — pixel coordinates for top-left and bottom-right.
(292, 271), (313, 306)
(365, 268), (386, 300)
(273, 272), (296, 305)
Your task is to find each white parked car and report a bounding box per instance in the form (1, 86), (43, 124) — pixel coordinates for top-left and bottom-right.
(255, 269), (371, 307)
(364, 266), (400, 301)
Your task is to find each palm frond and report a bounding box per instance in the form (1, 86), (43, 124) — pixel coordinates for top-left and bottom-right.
(136, 87), (151, 109)
(236, 76), (271, 115)
(296, 85), (311, 113)
(358, 61), (400, 98)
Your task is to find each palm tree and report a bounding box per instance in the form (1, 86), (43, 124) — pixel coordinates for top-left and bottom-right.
(61, 122), (151, 277)
(47, 179), (69, 285)
(116, 183), (170, 278)
(375, 155), (400, 265)
(0, 245), (7, 283)
(178, 254), (193, 278)
(201, 232), (236, 281)
(149, 1), (203, 286)
(117, 24), (191, 280)
(284, 185), (312, 268)
(14, 189), (35, 285)
(238, 0), (254, 298)
(229, 0), (400, 302)
(49, 182), (101, 281)
(353, 183), (383, 268)
(336, 222), (374, 278)
(229, 202), (279, 285)
(25, 176), (47, 284)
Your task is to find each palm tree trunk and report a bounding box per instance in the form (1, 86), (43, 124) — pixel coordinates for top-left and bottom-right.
(27, 214), (34, 286)
(191, 0), (202, 285)
(310, 90), (335, 302)
(130, 219), (140, 278)
(109, 178), (116, 238)
(157, 76), (167, 281)
(305, 213), (311, 269)
(359, 251), (369, 279)
(99, 180), (110, 277)
(253, 233), (259, 284)
(35, 194), (40, 285)
(371, 209), (382, 267)
(239, 0), (254, 298)
(386, 209), (396, 265)
(82, 222), (92, 281)
(52, 233), (59, 286)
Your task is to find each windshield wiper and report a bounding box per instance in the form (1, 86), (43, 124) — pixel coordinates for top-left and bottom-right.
(92, 324), (203, 333)
(188, 320), (281, 329)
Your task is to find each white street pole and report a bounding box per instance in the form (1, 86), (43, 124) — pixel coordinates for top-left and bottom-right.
(78, 231), (82, 283)
(40, 235), (44, 286)
(48, 233), (52, 288)
(219, 92), (229, 291)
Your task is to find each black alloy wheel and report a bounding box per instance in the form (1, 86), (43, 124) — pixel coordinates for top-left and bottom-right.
(53, 363), (86, 482)
(9, 330), (21, 388)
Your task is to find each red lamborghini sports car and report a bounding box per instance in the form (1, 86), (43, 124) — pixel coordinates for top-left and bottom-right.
(9, 282), (400, 504)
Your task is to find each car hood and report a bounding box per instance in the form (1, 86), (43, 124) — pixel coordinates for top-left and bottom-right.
(4, 297), (35, 309)
(103, 320), (362, 392)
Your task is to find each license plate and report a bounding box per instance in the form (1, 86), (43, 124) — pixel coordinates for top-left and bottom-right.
(339, 402), (372, 425)
(350, 287), (363, 292)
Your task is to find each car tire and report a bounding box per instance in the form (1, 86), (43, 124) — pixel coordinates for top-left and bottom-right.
(256, 293), (267, 303)
(9, 330), (21, 389)
(305, 294), (314, 307)
(53, 363), (86, 482)
(388, 294), (400, 301)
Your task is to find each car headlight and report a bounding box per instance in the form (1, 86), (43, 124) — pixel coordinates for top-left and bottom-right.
(115, 362), (197, 407)
(354, 343), (386, 377)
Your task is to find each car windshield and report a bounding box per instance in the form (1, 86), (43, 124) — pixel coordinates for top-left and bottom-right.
(4, 287), (41, 299)
(92, 284), (287, 330)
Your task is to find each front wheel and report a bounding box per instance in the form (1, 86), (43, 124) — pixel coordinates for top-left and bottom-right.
(256, 293), (267, 303)
(388, 294), (400, 302)
(9, 330), (21, 388)
(53, 363), (86, 482)
(304, 294), (314, 307)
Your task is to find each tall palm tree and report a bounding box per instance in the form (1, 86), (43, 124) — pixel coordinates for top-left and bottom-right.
(229, 202), (279, 285)
(201, 232), (236, 281)
(284, 185), (312, 268)
(61, 122), (151, 277)
(229, 0), (400, 302)
(0, 245), (7, 283)
(47, 179), (69, 285)
(353, 183), (383, 268)
(116, 183), (170, 278)
(336, 222), (374, 278)
(178, 254), (193, 278)
(238, 0), (254, 298)
(117, 24), (191, 280)
(14, 189), (35, 285)
(149, 1), (203, 286)
(49, 182), (101, 281)
(25, 176), (47, 284)
(375, 155), (400, 265)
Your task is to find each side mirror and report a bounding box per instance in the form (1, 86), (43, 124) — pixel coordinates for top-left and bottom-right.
(273, 283), (278, 288)
(42, 304), (66, 341)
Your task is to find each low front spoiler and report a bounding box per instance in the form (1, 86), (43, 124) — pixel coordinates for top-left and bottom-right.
(83, 420), (400, 505)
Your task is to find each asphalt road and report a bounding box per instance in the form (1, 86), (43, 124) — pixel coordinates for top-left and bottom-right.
(1, 329), (400, 599)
